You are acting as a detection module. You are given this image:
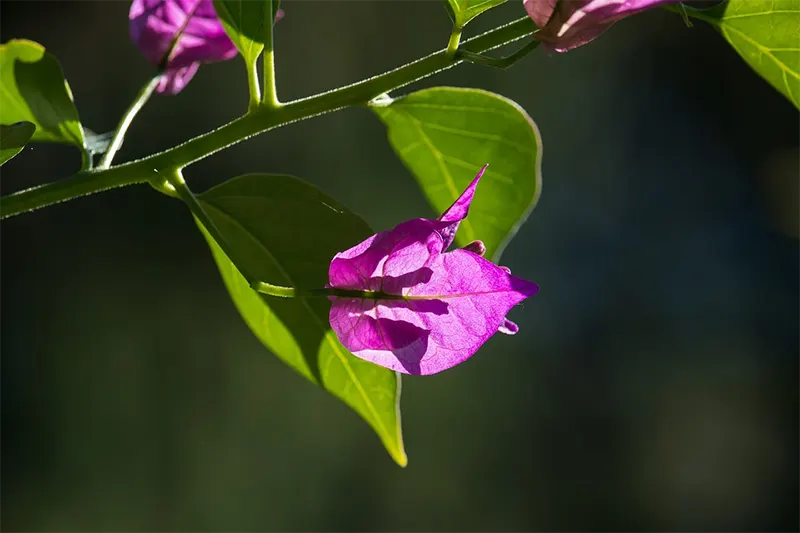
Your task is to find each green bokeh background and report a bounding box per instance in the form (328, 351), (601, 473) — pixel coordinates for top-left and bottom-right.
(1, 1), (798, 531)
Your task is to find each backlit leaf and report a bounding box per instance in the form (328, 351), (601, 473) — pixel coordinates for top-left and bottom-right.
(447, 0), (507, 27)
(214, 0), (272, 68)
(196, 173), (407, 466)
(0, 121), (35, 165)
(0, 39), (85, 146)
(372, 87), (542, 261)
(682, 0), (800, 109)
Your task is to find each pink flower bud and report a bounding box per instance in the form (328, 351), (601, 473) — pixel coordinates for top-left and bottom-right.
(524, 0), (682, 52)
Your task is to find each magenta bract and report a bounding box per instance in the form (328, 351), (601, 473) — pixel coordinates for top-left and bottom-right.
(328, 165), (538, 376)
(129, 0), (237, 94)
(524, 0), (681, 52)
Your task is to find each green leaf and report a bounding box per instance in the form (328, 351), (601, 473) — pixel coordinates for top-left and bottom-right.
(0, 121), (35, 165)
(447, 0), (507, 27)
(214, 0), (272, 67)
(372, 87), (542, 261)
(196, 174), (407, 466)
(683, 0), (800, 109)
(443, 0), (457, 24)
(0, 39), (85, 146)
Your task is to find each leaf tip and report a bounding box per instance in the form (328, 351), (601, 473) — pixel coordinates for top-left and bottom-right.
(395, 452), (409, 468)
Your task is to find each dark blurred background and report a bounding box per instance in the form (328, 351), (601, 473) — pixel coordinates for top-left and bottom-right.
(1, 1), (798, 531)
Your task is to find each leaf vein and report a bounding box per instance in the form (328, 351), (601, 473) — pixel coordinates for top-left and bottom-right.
(404, 114), (477, 242)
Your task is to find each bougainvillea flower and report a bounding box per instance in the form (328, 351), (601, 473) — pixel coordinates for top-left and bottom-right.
(129, 0), (285, 93)
(129, 0), (238, 94)
(524, 0), (681, 52)
(328, 165), (538, 375)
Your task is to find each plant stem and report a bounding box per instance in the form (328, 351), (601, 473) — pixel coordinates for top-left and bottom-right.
(246, 59), (262, 111)
(446, 25), (462, 57)
(97, 76), (160, 169)
(661, 3), (699, 26)
(0, 168), (155, 216)
(80, 145), (93, 171)
(0, 16), (535, 219)
(458, 39), (540, 70)
(262, 0), (279, 108)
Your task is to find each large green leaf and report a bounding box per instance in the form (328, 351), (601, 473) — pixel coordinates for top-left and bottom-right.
(196, 174), (406, 466)
(447, 0), (507, 27)
(0, 39), (85, 146)
(372, 87), (542, 261)
(0, 121), (35, 165)
(213, 0), (272, 67)
(683, 0), (800, 109)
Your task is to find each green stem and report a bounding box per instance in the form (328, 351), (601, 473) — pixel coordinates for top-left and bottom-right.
(262, 0), (279, 108)
(319, 288), (412, 300)
(80, 145), (92, 171)
(0, 167), (154, 216)
(458, 39), (540, 70)
(97, 76), (160, 169)
(446, 25), (462, 57)
(0, 16), (535, 220)
(662, 3), (696, 27)
(246, 59), (262, 111)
